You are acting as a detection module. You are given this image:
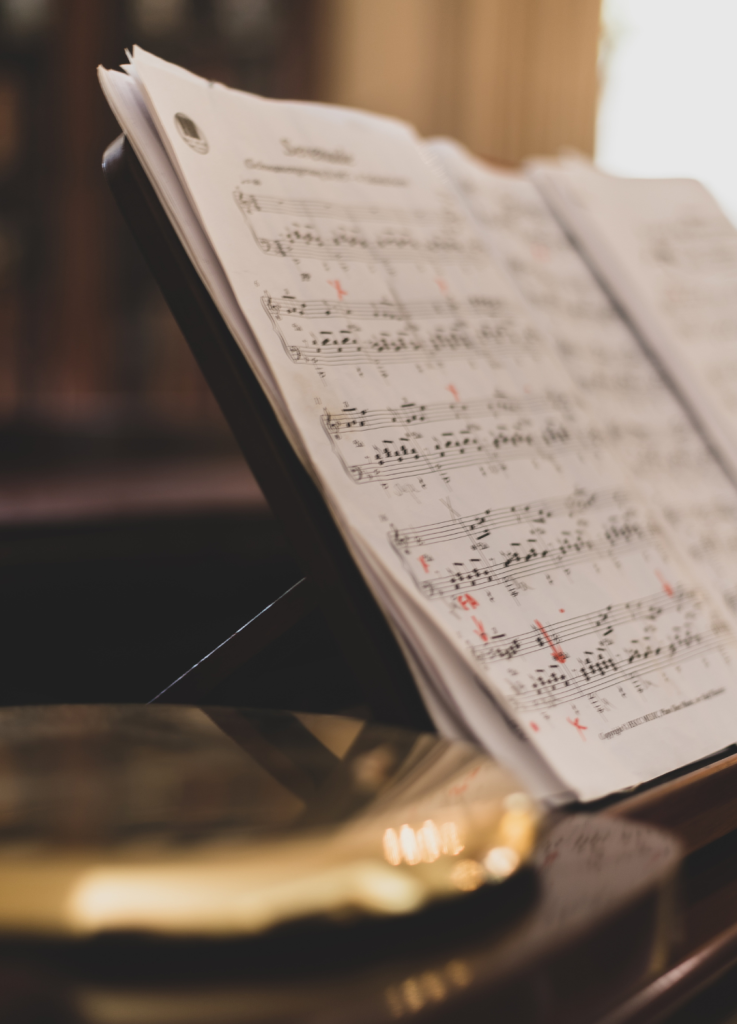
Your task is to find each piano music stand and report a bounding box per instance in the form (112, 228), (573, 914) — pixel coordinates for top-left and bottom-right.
(102, 133), (431, 731)
(104, 133), (737, 857)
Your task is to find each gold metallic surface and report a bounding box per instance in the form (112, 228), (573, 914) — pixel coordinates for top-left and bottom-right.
(0, 705), (539, 938)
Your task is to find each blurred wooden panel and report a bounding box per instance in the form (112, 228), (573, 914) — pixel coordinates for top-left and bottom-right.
(520, 0), (601, 161)
(42, 0), (115, 412)
(316, 0), (601, 164)
(0, 290), (20, 417)
(0, 0), (315, 427)
(316, 0), (448, 135)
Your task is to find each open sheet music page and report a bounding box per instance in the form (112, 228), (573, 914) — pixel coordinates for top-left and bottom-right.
(530, 158), (737, 495)
(429, 140), (737, 619)
(97, 65), (565, 800)
(111, 48), (737, 801)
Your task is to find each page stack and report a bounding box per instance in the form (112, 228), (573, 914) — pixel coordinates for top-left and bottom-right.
(99, 50), (737, 804)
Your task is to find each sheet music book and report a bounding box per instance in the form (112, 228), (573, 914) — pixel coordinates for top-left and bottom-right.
(530, 157), (737, 501)
(430, 141), (737, 626)
(98, 49), (737, 804)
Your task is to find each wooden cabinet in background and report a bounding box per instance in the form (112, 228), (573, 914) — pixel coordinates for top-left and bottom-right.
(0, 0), (315, 433)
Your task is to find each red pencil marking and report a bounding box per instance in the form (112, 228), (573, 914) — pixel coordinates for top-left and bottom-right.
(419, 556), (429, 573)
(559, 609), (565, 614)
(530, 722), (540, 732)
(447, 384), (459, 401)
(436, 278), (448, 294)
(457, 593), (479, 611)
(655, 570), (674, 597)
(327, 279), (347, 300)
(567, 717), (588, 739)
(448, 765), (480, 796)
(534, 619), (566, 664)
(472, 616), (488, 641)
(542, 849), (559, 867)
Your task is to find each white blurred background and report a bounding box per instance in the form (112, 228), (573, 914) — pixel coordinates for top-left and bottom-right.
(598, 0), (737, 224)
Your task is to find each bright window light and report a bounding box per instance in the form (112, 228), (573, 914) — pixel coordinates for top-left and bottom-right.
(597, 0), (737, 225)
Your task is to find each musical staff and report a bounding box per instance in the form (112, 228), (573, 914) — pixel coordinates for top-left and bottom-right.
(476, 590), (727, 713)
(515, 632), (723, 713)
(461, 188), (568, 254)
(325, 397), (581, 483)
(263, 293), (540, 367)
(506, 261), (617, 324)
(473, 590), (679, 665)
(323, 395), (564, 435)
(390, 489), (623, 551)
(235, 192), (463, 225)
(236, 191), (486, 264)
(645, 217), (737, 274)
(264, 294), (506, 322)
(391, 493), (645, 598)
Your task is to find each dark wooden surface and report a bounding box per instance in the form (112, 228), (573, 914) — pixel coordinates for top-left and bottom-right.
(0, 453), (266, 525)
(605, 748), (737, 855)
(102, 133), (430, 732)
(598, 826), (737, 1023)
(0, 815), (735, 1024)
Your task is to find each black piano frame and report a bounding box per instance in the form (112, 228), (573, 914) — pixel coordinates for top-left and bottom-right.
(103, 133), (431, 731)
